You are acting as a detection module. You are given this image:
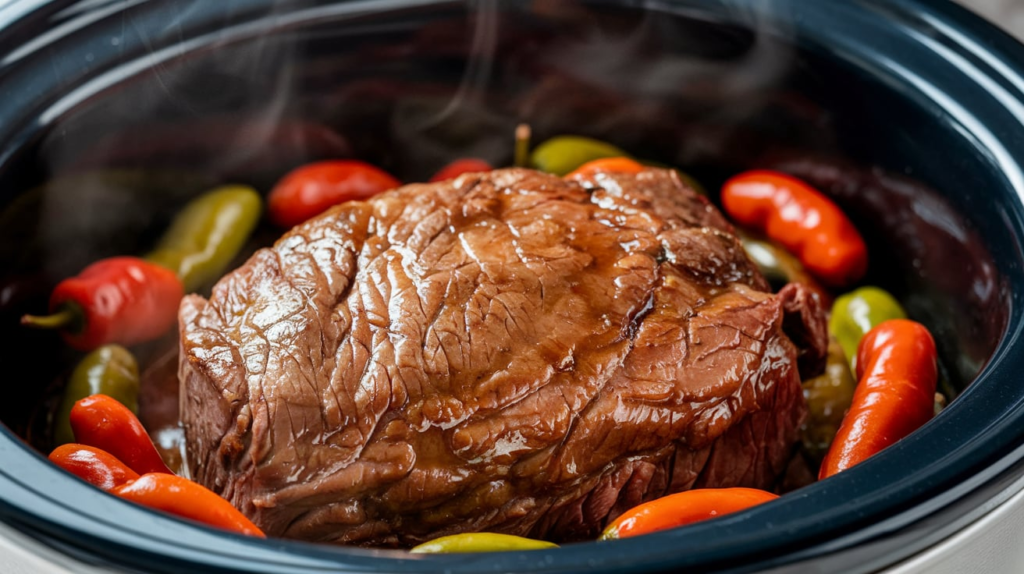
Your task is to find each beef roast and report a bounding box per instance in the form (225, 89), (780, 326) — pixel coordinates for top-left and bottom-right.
(178, 167), (827, 546)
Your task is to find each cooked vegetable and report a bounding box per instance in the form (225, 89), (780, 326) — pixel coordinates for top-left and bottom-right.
(112, 473), (265, 538)
(565, 157), (645, 181)
(738, 234), (801, 287)
(529, 135), (630, 176)
(801, 338), (856, 462)
(829, 286), (906, 373)
(48, 443), (139, 491)
(514, 124), (531, 168)
(21, 186), (259, 348)
(429, 158), (493, 182)
(146, 185), (262, 292)
(819, 319), (938, 479)
(721, 170), (868, 287)
(738, 232), (831, 304)
(410, 533), (558, 553)
(267, 160), (400, 227)
(599, 488), (779, 540)
(53, 345), (139, 446)
(20, 257), (183, 351)
(69, 394), (172, 476)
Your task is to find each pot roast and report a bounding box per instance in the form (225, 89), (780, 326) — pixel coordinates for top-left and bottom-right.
(178, 167), (827, 546)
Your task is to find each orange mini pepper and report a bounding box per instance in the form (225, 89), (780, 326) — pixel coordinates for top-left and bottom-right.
(49, 444), (139, 492)
(429, 158), (493, 182)
(819, 319), (938, 479)
(268, 160), (400, 228)
(113, 473), (265, 538)
(70, 394), (172, 476)
(565, 157), (645, 181)
(600, 487), (779, 540)
(721, 170), (867, 288)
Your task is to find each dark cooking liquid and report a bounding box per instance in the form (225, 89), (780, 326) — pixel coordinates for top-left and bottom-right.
(138, 344), (186, 475)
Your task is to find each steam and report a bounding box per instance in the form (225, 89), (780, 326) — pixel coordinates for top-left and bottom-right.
(385, 0), (796, 175)
(520, 1), (796, 165)
(543, 3), (791, 99)
(34, 0), (308, 276)
(29, 0), (798, 274)
(404, 0), (500, 130)
(391, 0), (510, 175)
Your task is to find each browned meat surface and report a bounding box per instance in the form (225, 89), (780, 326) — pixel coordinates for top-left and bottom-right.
(178, 168), (827, 546)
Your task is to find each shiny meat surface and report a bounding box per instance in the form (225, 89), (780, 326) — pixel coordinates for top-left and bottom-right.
(178, 168), (827, 545)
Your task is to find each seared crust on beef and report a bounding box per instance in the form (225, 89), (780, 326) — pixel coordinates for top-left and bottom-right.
(179, 168), (826, 545)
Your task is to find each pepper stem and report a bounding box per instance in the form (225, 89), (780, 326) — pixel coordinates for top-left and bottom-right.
(514, 123), (531, 168)
(21, 306), (79, 331)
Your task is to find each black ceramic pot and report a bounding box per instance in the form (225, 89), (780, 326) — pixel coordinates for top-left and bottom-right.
(2, 0), (1024, 572)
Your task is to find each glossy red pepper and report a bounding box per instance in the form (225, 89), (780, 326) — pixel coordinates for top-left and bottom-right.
(113, 473), (265, 538)
(565, 157), (645, 181)
(20, 257), (183, 351)
(721, 170), (868, 288)
(70, 394), (172, 476)
(819, 319), (938, 479)
(48, 443), (139, 492)
(599, 488), (779, 540)
(429, 158), (492, 182)
(267, 160), (400, 228)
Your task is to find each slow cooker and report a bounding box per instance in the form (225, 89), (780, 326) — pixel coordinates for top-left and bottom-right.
(3, 0), (1024, 572)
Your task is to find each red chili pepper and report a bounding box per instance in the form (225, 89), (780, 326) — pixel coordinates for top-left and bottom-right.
(565, 157), (645, 181)
(599, 488), (779, 540)
(267, 160), (400, 228)
(48, 444), (140, 492)
(113, 474), (265, 537)
(20, 257), (183, 351)
(70, 394), (172, 476)
(721, 170), (868, 288)
(429, 158), (492, 182)
(819, 319), (938, 479)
